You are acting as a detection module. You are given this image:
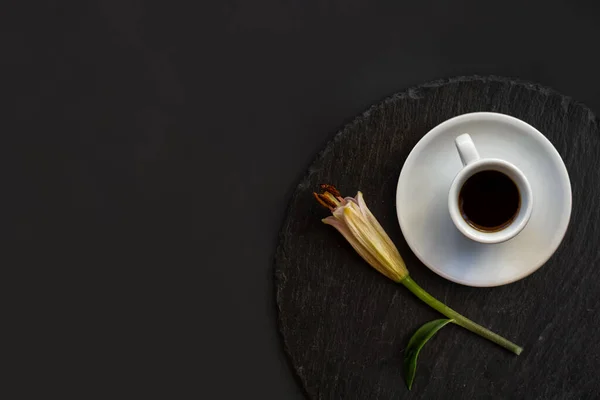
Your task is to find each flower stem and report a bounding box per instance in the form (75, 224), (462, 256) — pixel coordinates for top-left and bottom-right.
(401, 276), (523, 355)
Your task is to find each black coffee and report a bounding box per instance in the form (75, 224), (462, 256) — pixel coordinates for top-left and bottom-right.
(459, 170), (520, 231)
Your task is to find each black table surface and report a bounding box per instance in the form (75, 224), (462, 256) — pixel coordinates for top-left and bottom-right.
(5, 1), (600, 399)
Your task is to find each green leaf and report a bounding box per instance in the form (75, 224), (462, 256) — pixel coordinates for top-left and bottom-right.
(404, 318), (454, 390)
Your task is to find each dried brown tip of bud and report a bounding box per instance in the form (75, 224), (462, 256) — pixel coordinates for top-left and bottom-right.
(313, 192), (335, 210)
(319, 184), (341, 198)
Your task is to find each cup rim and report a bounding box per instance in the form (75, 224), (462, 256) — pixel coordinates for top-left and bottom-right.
(448, 158), (533, 244)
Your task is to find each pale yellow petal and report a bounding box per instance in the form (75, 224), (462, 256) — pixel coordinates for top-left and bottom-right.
(342, 205), (407, 281)
(356, 192), (398, 253)
(322, 216), (384, 272)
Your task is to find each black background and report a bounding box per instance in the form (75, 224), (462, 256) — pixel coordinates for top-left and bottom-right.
(4, 1), (600, 398)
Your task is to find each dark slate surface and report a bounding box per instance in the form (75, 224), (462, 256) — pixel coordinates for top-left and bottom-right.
(275, 76), (600, 399)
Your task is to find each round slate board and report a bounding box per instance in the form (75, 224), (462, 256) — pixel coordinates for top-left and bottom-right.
(275, 76), (600, 399)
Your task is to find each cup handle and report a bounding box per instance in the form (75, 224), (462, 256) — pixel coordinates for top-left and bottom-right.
(455, 133), (480, 166)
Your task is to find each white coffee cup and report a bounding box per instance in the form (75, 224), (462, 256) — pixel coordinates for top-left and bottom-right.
(448, 133), (533, 244)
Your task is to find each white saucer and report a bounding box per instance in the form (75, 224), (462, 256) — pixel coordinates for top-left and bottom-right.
(396, 112), (572, 287)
